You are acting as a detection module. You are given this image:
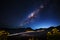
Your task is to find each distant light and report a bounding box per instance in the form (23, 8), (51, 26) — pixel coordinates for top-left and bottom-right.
(26, 31), (35, 32)
(37, 30), (45, 32)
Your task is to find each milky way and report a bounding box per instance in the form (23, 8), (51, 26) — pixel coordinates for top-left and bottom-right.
(1, 0), (60, 29)
(20, 0), (50, 27)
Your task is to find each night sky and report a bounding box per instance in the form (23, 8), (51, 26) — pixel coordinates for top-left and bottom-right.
(0, 0), (60, 29)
